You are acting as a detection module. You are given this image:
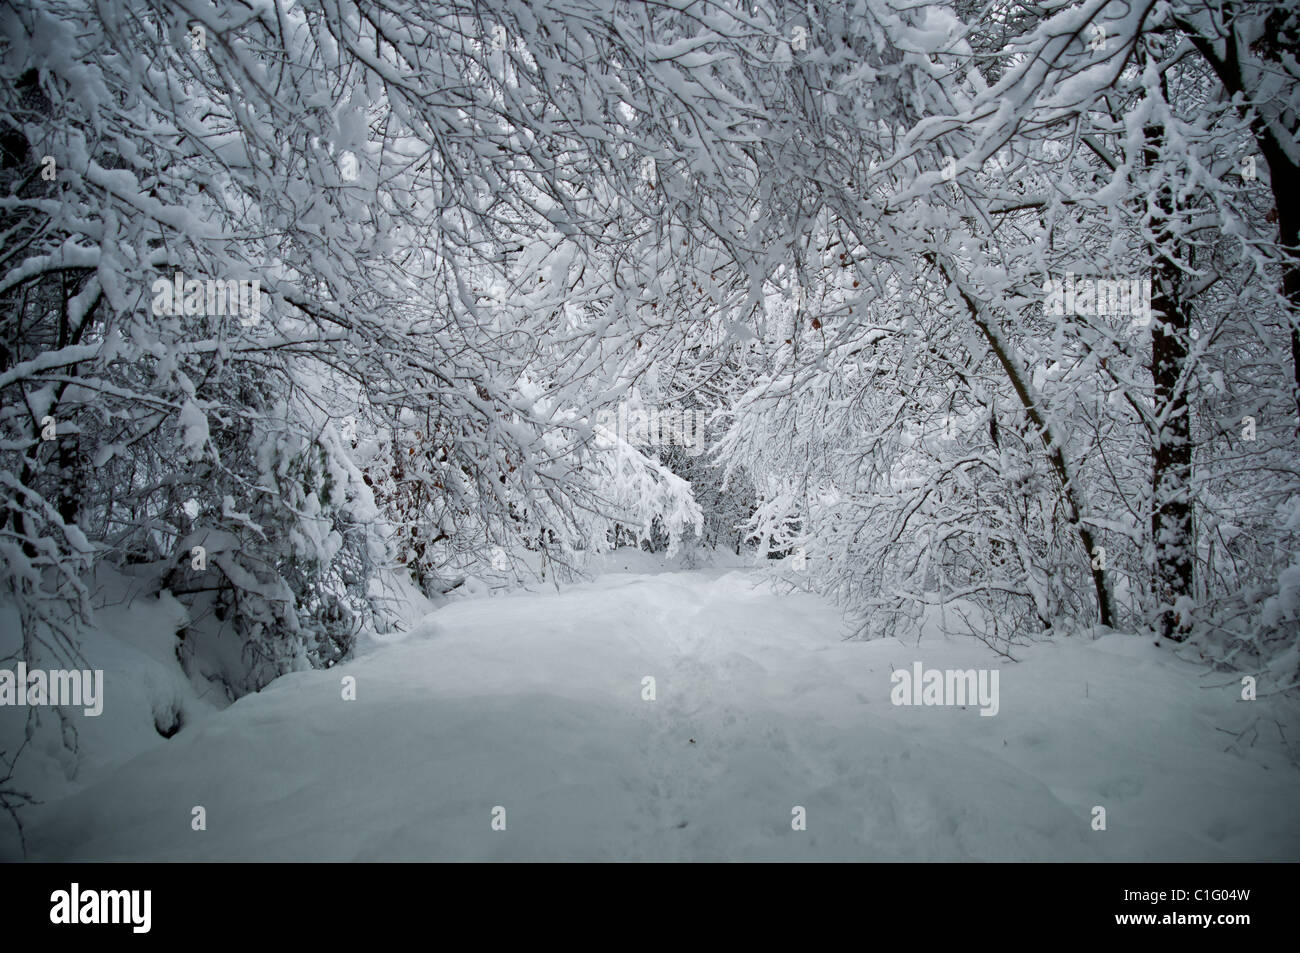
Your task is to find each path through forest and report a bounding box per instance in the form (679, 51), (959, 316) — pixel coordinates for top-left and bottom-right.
(18, 568), (1300, 861)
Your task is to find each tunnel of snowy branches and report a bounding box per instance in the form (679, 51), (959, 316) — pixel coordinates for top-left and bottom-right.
(0, 0), (1297, 864)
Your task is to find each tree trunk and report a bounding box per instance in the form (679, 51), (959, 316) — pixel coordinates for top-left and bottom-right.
(1144, 120), (1194, 641)
(1178, 18), (1300, 422)
(932, 254), (1116, 628)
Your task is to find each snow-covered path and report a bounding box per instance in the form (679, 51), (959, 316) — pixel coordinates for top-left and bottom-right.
(21, 568), (1300, 861)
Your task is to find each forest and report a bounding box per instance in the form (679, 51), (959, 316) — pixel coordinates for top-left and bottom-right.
(0, 0), (1297, 863)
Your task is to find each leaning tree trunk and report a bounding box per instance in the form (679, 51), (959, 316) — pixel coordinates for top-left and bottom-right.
(931, 254), (1116, 628)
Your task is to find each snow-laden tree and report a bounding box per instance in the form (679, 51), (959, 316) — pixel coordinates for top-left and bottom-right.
(695, 0), (1298, 674)
(0, 0), (748, 700)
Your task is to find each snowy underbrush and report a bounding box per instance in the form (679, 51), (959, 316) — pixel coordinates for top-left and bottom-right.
(0, 566), (212, 856)
(0, 558), (449, 856)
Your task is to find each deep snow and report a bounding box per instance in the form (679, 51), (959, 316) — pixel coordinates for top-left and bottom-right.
(8, 563), (1300, 861)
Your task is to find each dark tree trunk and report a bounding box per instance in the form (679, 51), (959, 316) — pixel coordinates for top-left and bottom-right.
(1273, 173), (1300, 423)
(1177, 17), (1300, 422)
(1149, 275), (1193, 640)
(1145, 120), (1194, 641)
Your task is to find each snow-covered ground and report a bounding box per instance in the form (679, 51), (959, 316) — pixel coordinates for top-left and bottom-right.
(9, 564), (1300, 861)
